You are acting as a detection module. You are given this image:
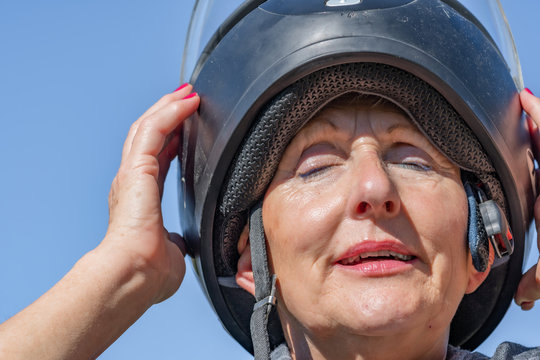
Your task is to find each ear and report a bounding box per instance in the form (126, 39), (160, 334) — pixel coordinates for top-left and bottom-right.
(465, 241), (495, 294)
(236, 225), (255, 296)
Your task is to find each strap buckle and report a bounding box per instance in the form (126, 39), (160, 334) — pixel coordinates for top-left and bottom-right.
(253, 275), (278, 313)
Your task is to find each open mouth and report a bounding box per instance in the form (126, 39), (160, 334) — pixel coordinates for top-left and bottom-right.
(338, 250), (414, 265)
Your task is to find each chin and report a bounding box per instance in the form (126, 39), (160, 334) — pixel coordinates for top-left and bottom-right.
(341, 297), (425, 335)
(338, 283), (449, 334)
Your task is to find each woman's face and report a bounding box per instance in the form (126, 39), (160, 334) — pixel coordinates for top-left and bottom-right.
(262, 104), (477, 347)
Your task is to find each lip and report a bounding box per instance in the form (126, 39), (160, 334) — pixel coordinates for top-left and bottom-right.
(335, 240), (418, 276)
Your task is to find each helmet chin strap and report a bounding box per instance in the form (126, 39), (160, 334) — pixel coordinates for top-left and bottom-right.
(249, 201), (284, 359)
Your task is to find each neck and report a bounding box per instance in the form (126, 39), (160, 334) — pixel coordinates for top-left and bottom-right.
(282, 320), (449, 360)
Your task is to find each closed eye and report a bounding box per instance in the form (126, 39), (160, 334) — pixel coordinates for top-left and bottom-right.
(385, 143), (435, 173)
(295, 143), (345, 181)
(298, 165), (334, 179)
(395, 162), (432, 172)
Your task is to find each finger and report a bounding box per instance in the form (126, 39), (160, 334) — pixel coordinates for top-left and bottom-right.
(535, 195), (540, 233)
(521, 89), (540, 124)
(157, 130), (181, 198)
(168, 232), (187, 257)
(522, 89), (540, 156)
(121, 85), (194, 163)
(527, 115), (540, 161)
(127, 93), (199, 166)
(140, 84), (193, 121)
(514, 263), (540, 310)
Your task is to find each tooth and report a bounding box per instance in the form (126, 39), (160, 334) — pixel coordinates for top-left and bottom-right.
(341, 251), (413, 265)
(343, 255), (358, 265)
(389, 252), (412, 261)
(361, 251), (376, 258)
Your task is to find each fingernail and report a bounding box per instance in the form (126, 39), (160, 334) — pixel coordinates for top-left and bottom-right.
(182, 92), (197, 100)
(174, 83), (189, 92)
(525, 88), (534, 95)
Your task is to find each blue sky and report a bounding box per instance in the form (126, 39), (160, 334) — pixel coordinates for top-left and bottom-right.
(1, 1), (539, 359)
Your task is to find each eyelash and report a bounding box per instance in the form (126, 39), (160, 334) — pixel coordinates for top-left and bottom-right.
(297, 148), (433, 180)
(299, 160), (432, 179)
(298, 165), (333, 179)
(394, 161), (432, 172)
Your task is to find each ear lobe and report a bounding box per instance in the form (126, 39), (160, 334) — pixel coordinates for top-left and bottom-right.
(465, 241), (495, 294)
(236, 243), (255, 296)
(236, 225), (255, 296)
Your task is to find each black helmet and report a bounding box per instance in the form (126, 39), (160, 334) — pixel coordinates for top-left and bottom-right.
(178, 0), (535, 356)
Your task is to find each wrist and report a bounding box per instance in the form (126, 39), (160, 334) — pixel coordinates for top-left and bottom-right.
(88, 240), (162, 306)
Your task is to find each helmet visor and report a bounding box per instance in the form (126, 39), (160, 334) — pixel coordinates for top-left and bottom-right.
(181, 0), (523, 89)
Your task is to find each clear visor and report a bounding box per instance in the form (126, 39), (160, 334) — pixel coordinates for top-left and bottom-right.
(181, 0), (523, 89)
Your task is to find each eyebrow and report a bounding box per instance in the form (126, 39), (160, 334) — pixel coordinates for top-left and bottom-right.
(386, 122), (417, 134)
(314, 116), (340, 131)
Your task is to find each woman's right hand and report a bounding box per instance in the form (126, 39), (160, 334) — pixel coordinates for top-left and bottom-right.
(0, 85), (200, 360)
(101, 83), (200, 304)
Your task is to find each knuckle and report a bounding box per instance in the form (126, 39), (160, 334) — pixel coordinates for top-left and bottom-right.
(129, 120), (140, 134)
(168, 101), (181, 116)
(161, 93), (176, 103)
(114, 168), (130, 187)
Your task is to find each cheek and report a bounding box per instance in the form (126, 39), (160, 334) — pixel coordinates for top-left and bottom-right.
(401, 179), (470, 292)
(263, 183), (344, 260)
(402, 178), (468, 247)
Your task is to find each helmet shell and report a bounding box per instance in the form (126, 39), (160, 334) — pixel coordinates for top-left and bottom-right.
(179, 0), (534, 352)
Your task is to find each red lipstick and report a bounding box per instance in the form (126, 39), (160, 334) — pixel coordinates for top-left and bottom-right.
(335, 241), (417, 276)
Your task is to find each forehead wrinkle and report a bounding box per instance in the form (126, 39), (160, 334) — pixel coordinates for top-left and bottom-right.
(280, 118), (338, 163)
(294, 114), (342, 144)
(310, 113), (340, 131)
(314, 107), (360, 141)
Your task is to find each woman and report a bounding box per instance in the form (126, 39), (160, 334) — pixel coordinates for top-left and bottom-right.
(1, 1), (540, 360)
(179, 2), (538, 358)
(1, 85), (539, 360)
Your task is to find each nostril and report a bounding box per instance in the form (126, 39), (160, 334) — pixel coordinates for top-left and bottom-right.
(357, 201), (369, 214)
(385, 201), (393, 212)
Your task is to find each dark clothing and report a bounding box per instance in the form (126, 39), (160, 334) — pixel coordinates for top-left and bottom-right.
(269, 342), (540, 359)
(448, 343), (540, 360)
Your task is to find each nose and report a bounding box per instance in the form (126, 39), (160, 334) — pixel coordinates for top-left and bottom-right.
(347, 154), (401, 219)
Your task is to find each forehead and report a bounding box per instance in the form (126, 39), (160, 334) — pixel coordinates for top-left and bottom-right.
(299, 101), (421, 138)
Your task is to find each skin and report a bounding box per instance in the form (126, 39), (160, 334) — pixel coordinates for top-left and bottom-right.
(239, 104), (489, 360)
(0, 88), (538, 359)
(0, 85), (199, 359)
(516, 89), (540, 310)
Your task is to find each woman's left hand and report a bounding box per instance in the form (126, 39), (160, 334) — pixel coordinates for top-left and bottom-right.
(515, 88), (540, 310)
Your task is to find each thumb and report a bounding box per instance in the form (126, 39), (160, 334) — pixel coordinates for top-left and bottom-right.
(515, 263), (540, 310)
(168, 232), (187, 257)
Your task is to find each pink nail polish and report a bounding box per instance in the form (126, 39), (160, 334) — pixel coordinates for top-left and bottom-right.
(182, 92), (197, 100)
(174, 83), (189, 92)
(525, 88), (534, 95)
